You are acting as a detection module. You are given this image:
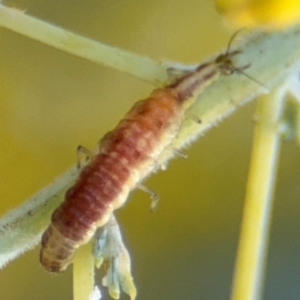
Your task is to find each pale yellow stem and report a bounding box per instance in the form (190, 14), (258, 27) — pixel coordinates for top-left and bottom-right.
(0, 4), (166, 85)
(230, 87), (286, 300)
(73, 241), (95, 300)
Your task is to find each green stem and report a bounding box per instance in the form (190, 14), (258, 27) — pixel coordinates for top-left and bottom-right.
(230, 86), (286, 300)
(0, 4), (167, 85)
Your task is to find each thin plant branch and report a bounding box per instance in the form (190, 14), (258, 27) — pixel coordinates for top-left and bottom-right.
(0, 4), (167, 85)
(230, 84), (287, 300)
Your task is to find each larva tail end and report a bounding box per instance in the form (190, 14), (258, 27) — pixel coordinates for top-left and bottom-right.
(40, 224), (74, 272)
(39, 249), (69, 272)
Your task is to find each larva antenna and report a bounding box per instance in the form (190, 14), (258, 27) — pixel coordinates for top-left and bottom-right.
(235, 67), (269, 92)
(224, 28), (245, 56)
(216, 29), (269, 92)
(215, 28), (246, 75)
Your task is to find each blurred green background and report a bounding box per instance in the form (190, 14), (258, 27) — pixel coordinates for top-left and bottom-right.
(0, 0), (300, 299)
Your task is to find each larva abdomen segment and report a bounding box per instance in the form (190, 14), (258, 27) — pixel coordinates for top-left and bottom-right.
(40, 88), (184, 272)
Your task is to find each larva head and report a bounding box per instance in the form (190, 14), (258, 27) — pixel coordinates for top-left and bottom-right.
(214, 28), (250, 75)
(214, 29), (266, 90)
(215, 49), (266, 90)
(214, 50), (248, 75)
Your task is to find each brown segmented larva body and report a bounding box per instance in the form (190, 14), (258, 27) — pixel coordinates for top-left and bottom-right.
(40, 52), (237, 272)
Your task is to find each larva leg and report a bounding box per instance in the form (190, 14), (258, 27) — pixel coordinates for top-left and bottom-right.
(76, 145), (93, 169)
(170, 148), (187, 159)
(137, 184), (159, 211)
(186, 113), (202, 124)
(93, 214), (137, 300)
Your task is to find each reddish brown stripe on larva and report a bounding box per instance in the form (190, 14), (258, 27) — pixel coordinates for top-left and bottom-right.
(40, 88), (184, 272)
(169, 63), (219, 101)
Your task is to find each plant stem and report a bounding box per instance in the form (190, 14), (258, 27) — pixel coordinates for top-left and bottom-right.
(73, 240), (95, 300)
(0, 4), (167, 85)
(230, 86), (286, 300)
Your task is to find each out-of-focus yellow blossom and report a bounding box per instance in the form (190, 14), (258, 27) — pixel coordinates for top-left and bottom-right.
(216, 0), (300, 29)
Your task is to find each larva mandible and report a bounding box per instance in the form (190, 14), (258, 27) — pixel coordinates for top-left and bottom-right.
(40, 45), (245, 272)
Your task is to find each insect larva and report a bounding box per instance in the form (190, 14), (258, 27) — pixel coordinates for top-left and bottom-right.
(40, 45), (244, 272)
